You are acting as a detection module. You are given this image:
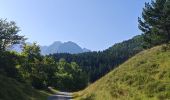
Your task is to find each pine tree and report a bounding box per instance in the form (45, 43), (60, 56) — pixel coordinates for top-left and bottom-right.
(138, 0), (170, 47)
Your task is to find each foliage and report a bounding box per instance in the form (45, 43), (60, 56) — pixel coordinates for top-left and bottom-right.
(19, 43), (87, 91)
(20, 43), (46, 88)
(0, 19), (25, 51)
(0, 51), (22, 81)
(138, 0), (170, 48)
(55, 59), (88, 91)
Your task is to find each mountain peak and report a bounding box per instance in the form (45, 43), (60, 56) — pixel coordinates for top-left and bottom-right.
(41, 41), (90, 55)
(53, 41), (62, 44)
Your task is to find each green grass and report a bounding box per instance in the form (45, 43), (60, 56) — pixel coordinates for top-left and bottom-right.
(74, 44), (170, 100)
(0, 75), (52, 100)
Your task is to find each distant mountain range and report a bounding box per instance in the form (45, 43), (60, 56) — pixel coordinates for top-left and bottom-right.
(9, 41), (90, 55)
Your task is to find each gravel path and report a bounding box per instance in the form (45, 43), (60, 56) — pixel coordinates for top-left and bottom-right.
(48, 92), (73, 100)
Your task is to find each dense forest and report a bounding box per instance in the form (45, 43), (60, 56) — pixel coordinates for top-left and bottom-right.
(51, 35), (144, 82)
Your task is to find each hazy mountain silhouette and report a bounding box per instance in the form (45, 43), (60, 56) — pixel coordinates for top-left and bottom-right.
(40, 41), (62, 55)
(40, 41), (90, 55)
(9, 41), (90, 55)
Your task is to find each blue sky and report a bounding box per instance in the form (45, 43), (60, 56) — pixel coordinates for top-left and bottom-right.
(0, 0), (150, 51)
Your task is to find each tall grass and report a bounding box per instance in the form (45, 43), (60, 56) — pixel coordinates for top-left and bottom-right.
(74, 44), (170, 100)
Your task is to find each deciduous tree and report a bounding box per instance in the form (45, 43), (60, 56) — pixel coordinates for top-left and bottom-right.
(0, 19), (25, 51)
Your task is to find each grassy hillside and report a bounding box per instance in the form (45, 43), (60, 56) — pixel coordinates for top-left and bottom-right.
(0, 75), (52, 100)
(74, 45), (170, 100)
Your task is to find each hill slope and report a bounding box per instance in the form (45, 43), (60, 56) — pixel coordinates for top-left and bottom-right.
(0, 75), (51, 100)
(75, 45), (170, 100)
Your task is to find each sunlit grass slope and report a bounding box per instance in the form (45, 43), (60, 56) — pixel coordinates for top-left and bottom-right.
(75, 45), (170, 100)
(0, 75), (51, 100)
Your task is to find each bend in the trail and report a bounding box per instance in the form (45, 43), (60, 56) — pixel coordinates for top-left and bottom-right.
(48, 92), (73, 100)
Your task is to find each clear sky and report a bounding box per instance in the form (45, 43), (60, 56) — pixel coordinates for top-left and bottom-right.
(0, 0), (150, 51)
